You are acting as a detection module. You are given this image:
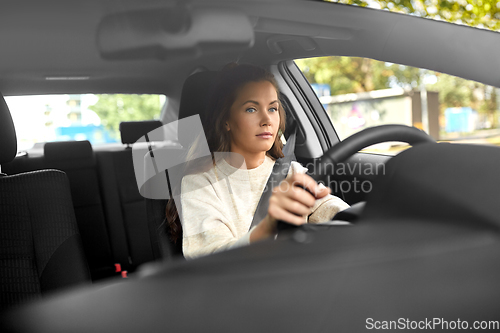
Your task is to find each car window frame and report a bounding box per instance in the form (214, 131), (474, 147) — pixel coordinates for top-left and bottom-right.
(278, 60), (342, 155)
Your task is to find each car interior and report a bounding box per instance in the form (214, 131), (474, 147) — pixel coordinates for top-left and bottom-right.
(1, 0), (500, 331)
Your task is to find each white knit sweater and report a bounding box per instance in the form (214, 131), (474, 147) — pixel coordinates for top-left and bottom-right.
(180, 155), (349, 259)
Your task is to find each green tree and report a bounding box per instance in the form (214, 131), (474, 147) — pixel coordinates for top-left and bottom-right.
(428, 74), (499, 127)
(328, 0), (500, 31)
(428, 73), (475, 109)
(296, 56), (421, 95)
(89, 94), (162, 139)
(305, 1), (500, 128)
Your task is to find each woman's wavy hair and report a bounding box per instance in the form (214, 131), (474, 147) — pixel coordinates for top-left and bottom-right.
(166, 63), (286, 244)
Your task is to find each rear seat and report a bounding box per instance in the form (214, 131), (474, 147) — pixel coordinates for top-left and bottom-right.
(3, 121), (165, 280)
(43, 141), (115, 280)
(95, 120), (164, 273)
(3, 140), (115, 281)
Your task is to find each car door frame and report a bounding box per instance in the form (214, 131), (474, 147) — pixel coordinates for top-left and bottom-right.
(277, 60), (391, 204)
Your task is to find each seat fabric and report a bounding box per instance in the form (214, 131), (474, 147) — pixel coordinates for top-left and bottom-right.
(96, 120), (164, 272)
(44, 141), (115, 280)
(3, 141), (116, 281)
(0, 170), (90, 311)
(97, 150), (155, 271)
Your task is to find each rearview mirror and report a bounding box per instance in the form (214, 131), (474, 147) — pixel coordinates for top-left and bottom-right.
(97, 5), (254, 60)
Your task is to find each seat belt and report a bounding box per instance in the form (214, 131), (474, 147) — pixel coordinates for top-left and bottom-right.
(250, 123), (297, 229)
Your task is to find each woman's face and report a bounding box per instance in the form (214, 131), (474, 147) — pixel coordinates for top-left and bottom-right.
(225, 80), (280, 158)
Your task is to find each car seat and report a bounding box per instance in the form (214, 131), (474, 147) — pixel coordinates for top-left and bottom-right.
(141, 71), (220, 262)
(96, 120), (164, 273)
(0, 93), (91, 311)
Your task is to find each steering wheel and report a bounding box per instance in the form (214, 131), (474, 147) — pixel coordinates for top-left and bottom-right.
(312, 124), (435, 182)
(308, 125), (435, 223)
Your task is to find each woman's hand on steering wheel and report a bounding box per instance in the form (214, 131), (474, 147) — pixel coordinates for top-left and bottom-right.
(268, 173), (330, 225)
(250, 173), (330, 242)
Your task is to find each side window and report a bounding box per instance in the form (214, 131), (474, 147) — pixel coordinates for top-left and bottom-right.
(295, 57), (500, 155)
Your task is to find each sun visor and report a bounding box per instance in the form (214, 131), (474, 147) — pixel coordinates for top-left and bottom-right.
(97, 5), (255, 60)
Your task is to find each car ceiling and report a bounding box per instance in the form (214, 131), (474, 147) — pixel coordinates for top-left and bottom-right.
(0, 0), (498, 97)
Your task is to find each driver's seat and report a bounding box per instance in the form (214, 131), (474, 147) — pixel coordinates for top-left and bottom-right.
(145, 71), (220, 261)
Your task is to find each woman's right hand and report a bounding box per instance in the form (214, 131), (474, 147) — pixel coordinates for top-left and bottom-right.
(250, 173), (331, 242)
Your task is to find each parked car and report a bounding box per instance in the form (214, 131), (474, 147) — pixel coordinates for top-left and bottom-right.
(1, 0), (499, 332)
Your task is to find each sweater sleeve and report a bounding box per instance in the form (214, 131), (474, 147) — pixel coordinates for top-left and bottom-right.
(180, 174), (251, 259)
(289, 161), (350, 223)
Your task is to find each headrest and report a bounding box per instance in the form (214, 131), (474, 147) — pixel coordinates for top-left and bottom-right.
(0, 93), (17, 164)
(178, 71), (219, 121)
(362, 143), (500, 231)
(119, 120), (164, 144)
(177, 71), (219, 146)
(44, 140), (95, 169)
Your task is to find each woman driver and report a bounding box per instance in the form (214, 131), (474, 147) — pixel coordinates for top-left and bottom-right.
(167, 63), (349, 259)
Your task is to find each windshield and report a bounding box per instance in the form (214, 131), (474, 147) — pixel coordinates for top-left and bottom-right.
(302, 1), (500, 154)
